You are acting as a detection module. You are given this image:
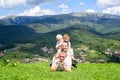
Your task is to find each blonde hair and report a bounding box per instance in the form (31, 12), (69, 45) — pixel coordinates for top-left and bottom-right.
(59, 51), (67, 57)
(56, 34), (62, 39)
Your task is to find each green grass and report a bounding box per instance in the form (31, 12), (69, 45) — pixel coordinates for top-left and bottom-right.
(0, 52), (33, 62)
(0, 62), (120, 80)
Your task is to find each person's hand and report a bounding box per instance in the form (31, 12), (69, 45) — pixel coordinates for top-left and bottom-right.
(58, 61), (64, 66)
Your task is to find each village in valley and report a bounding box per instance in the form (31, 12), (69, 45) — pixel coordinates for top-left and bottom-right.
(0, 45), (120, 64)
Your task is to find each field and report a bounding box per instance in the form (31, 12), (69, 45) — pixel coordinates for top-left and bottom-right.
(0, 61), (120, 80)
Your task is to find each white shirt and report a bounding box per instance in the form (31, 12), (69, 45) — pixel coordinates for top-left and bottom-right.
(66, 48), (74, 58)
(52, 56), (72, 67)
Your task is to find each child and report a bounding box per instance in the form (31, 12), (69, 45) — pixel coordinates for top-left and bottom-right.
(55, 34), (64, 53)
(51, 34), (64, 65)
(63, 34), (71, 49)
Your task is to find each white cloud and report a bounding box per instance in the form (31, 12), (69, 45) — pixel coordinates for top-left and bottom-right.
(102, 6), (120, 15)
(61, 9), (69, 14)
(0, 0), (59, 8)
(26, 0), (58, 5)
(58, 4), (69, 14)
(0, 0), (26, 8)
(97, 0), (120, 7)
(86, 9), (95, 13)
(18, 6), (56, 16)
(80, 2), (85, 5)
(0, 16), (5, 19)
(58, 4), (69, 9)
(96, 0), (120, 15)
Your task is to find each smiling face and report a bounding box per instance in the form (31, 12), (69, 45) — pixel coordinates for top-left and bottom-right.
(61, 42), (68, 52)
(63, 34), (70, 42)
(59, 51), (66, 62)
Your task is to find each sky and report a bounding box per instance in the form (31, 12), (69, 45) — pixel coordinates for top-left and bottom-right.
(0, 0), (120, 18)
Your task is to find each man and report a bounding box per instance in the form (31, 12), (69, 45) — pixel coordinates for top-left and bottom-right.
(50, 51), (72, 72)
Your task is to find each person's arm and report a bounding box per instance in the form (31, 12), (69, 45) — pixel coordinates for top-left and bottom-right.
(50, 59), (59, 72)
(63, 65), (71, 72)
(56, 42), (63, 50)
(50, 64), (58, 72)
(53, 53), (59, 60)
(68, 42), (71, 48)
(63, 57), (72, 72)
(56, 42), (61, 48)
(69, 48), (75, 60)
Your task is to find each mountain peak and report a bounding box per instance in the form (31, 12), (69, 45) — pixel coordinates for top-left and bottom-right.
(4, 15), (17, 20)
(70, 12), (120, 18)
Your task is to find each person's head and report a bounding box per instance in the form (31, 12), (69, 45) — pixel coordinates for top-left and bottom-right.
(56, 34), (63, 42)
(63, 34), (70, 42)
(61, 42), (68, 52)
(59, 51), (67, 62)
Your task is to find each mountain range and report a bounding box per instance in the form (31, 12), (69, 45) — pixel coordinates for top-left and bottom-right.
(0, 12), (120, 53)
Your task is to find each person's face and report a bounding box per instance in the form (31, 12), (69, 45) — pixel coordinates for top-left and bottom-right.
(64, 37), (70, 42)
(59, 53), (66, 62)
(61, 43), (68, 52)
(57, 37), (63, 42)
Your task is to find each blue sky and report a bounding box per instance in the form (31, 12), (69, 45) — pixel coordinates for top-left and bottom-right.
(0, 0), (120, 18)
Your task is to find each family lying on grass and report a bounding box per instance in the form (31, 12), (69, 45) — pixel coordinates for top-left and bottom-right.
(50, 34), (77, 72)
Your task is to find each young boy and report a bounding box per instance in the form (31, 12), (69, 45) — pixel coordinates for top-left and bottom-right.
(55, 34), (64, 53)
(63, 34), (71, 49)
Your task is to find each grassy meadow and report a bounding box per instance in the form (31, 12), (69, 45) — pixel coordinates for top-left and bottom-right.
(0, 61), (120, 80)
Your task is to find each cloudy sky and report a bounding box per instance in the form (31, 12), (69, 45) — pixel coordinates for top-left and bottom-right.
(0, 0), (120, 18)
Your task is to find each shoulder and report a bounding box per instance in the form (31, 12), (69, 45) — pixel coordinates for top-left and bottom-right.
(68, 48), (73, 52)
(65, 56), (71, 61)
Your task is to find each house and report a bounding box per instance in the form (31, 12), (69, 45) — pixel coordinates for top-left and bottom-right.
(41, 47), (48, 52)
(104, 49), (113, 56)
(48, 48), (54, 53)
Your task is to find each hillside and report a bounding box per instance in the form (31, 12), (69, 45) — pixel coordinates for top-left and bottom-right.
(0, 12), (120, 39)
(0, 12), (120, 61)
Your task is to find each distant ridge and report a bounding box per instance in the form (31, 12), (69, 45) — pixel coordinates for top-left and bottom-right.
(0, 12), (120, 50)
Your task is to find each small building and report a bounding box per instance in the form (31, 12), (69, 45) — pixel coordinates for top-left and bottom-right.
(48, 48), (54, 53)
(41, 47), (48, 52)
